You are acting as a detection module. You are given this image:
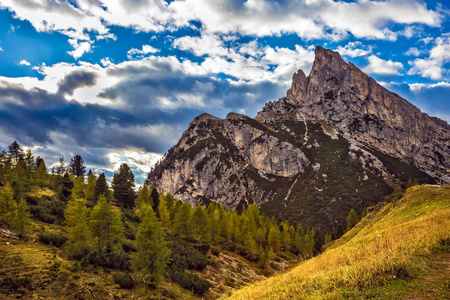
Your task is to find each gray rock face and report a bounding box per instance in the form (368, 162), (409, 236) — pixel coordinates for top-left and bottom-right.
(257, 46), (450, 180)
(147, 112), (309, 207)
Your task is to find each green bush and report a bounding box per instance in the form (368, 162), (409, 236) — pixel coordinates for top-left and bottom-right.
(38, 232), (68, 247)
(167, 237), (208, 270)
(0, 276), (31, 290)
(113, 273), (135, 289)
(169, 266), (210, 295)
(86, 248), (130, 270)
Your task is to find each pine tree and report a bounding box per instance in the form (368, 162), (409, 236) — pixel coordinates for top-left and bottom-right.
(85, 170), (96, 202)
(8, 141), (23, 165)
(65, 197), (91, 258)
(133, 204), (169, 287)
(149, 185), (159, 212)
(0, 182), (17, 227)
(56, 157), (66, 175)
(69, 155), (86, 178)
(11, 198), (30, 238)
(112, 163), (135, 209)
(346, 208), (360, 231)
(93, 173), (108, 203)
(90, 195), (124, 250)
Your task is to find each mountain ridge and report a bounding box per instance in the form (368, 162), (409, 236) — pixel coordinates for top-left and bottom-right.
(146, 46), (446, 232)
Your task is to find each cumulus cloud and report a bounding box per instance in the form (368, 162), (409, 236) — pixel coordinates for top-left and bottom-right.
(57, 70), (98, 96)
(68, 40), (92, 59)
(408, 34), (450, 80)
(0, 0), (443, 51)
(336, 42), (372, 57)
(127, 45), (160, 59)
(363, 55), (404, 75)
(405, 47), (424, 56)
(19, 60), (31, 66)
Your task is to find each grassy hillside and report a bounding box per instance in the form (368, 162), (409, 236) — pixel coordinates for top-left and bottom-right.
(228, 185), (450, 299)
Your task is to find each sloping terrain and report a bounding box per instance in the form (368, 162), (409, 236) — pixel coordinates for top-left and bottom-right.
(146, 47), (444, 233)
(228, 185), (450, 299)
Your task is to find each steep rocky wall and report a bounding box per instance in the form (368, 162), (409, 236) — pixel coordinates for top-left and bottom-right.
(257, 46), (450, 180)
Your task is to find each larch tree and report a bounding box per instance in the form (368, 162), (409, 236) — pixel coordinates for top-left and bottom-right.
(192, 204), (209, 243)
(65, 197), (91, 258)
(85, 170), (96, 203)
(12, 198), (30, 237)
(133, 204), (169, 287)
(268, 224), (281, 254)
(174, 202), (193, 238)
(136, 184), (151, 209)
(346, 208), (360, 231)
(89, 195), (124, 251)
(157, 194), (171, 231)
(0, 182), (17, 227)
(112, 163), (135, 209)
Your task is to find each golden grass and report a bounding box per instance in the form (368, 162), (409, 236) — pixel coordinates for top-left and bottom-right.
(228, 185), (450, 299)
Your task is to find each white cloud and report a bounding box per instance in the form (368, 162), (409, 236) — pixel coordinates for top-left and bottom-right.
(408, 35), (450, 80)
(67, 40), (92, 59)
(127, 45), (160, 59)
(0, 0), (443, 52)
(363, 55), (404, 75)
(409, 81), (450, 92)
(19, 60), (31, 66)
(405, 47), (424, 56)
(106, 148), (163, 174)
(336, 42), (372, 57)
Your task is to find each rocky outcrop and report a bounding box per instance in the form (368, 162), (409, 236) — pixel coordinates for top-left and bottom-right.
(257, 46), (450, 179)
(147, 112), (309, 207)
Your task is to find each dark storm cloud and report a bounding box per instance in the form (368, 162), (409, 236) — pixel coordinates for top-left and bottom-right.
(0, 84), (188, 154)
(57, 70), (98, 96)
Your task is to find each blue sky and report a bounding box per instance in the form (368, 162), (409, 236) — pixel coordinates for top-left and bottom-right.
(0, 0), (449, 185)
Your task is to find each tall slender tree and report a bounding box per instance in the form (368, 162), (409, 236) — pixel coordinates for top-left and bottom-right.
(85, 170), (96, 203)
(69, 155), (86, 178)
(112, 163), (135, 209)
(0, 182), (17, 227)
(133, 204), (169, 287)
(93, 173), (108, 203)
(12, 198), (30, 238)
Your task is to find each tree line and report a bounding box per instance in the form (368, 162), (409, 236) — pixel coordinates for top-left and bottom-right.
(0, 140), (319, 292)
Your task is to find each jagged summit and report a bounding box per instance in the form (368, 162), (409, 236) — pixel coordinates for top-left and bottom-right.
(147, 46), (446, 232)
(258, 46), (449, 177)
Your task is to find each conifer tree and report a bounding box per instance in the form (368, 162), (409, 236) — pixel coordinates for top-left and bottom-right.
(90, 195), (124, 250)
(71, 176), (85, 199)
(268, 224), (281, 253)
(93, 173), (108, 202)
(8, 141), (23, 165)
(12, 198), (30, 238)
(85, 170), (96, 202)
(65, 196), (91, 258)
(136, 184), (151, 209)
(112, 163), (135, 209)
(69, 155), (86, 178)
(0, 182), (17, 227)
(174, 202), (193, 238)
(149, 185), (160, 212)
(133, 204), (169, 287)
(35, 159), (48, 187)
(157, 194), (171, 231)
(346, 208), (360, 231)
(192, 204), (209, 243)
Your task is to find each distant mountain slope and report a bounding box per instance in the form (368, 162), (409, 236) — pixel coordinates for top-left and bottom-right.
(147, 47), (445, 233)
(228, 185), (450, 299)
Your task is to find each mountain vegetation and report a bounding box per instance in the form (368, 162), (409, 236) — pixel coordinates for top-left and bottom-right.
(229, 185), (450, 299)
(0, 141), (307, 299)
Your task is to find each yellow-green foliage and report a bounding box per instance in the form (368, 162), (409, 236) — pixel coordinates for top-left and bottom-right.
(229, 185), (450, 299)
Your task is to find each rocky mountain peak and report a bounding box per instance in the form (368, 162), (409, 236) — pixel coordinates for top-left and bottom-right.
(258, 46), (449, 179)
